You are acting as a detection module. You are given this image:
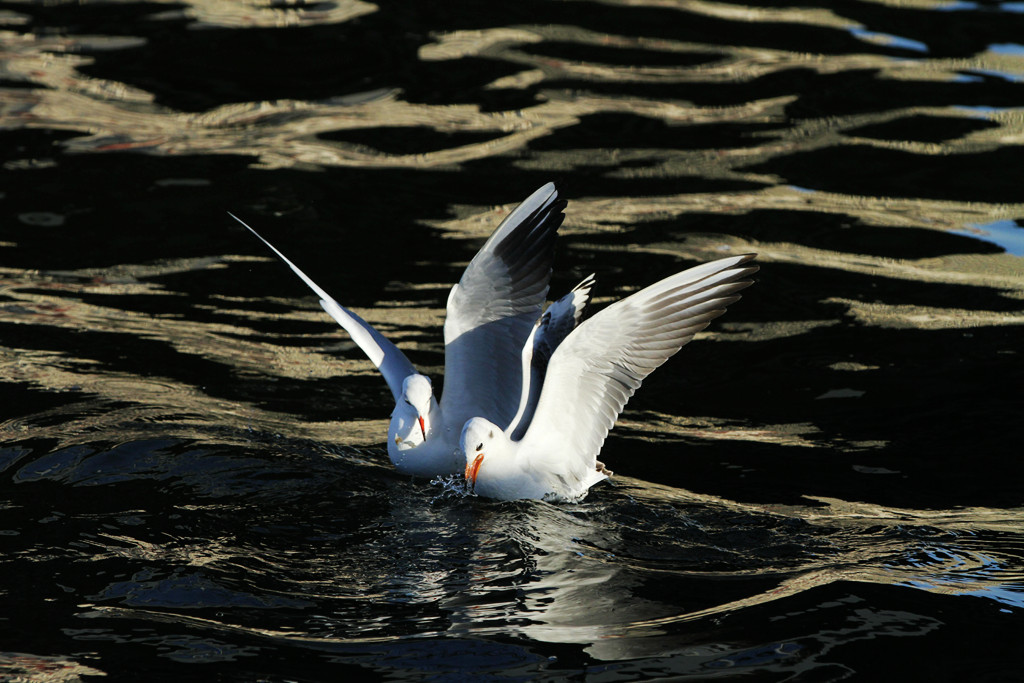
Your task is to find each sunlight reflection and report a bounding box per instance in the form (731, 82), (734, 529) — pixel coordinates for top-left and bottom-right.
(954, 219), (1024, 256)
(849, 28), (929, 53)
(3, 0), (1024, 674)
(989, 42), (1024, 56)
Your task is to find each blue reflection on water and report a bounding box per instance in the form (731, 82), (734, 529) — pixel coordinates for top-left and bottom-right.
(990, 43), (1024, 56)
(849, 28), (929, 53)
(964, 68), (1024, 83)
(954, 105), (1023, 115)
(938, 1), (1024, 12)
(965, 585), (1024, 610)
(952, 219), (1024, 256)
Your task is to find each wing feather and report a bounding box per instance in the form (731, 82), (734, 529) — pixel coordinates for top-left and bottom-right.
(441, 183), (566, 428)
(507, 274), (595, 441)
(520, 254), (757, 489)
(231, 213), (417, 401)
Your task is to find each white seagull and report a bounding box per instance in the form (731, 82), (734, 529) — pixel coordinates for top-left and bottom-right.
(230, 184), (591, 478)
(462, 253), (758, 502)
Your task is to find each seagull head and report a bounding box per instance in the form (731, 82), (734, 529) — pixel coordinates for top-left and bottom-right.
(461, 417), (499, 487)
(392, 374), (434, 451)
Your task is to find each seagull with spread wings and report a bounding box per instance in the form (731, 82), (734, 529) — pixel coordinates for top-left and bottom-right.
(462, 253), (758, 502)
(231, 184), (590, 478)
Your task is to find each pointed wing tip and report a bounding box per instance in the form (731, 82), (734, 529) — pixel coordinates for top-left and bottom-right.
(701, 255), (759, 286)
(521, 182), (560, 211)
(570, 273), (597, 295)
(726, 252), (757, 267)
(227, 211), (263, 240)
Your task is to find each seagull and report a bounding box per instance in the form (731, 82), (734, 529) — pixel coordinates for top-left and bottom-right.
(230, 183), (591, 478)
(461, 253), (758, 502)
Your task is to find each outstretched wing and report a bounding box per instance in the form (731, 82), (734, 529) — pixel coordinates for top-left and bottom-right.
(442, 183), (566, 429)
(230, 213), (417, 401)
(520, 254), (758, 487)
(506, 273), (595, 442)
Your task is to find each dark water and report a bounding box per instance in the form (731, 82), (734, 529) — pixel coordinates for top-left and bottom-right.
(2, 0), (1024, 680)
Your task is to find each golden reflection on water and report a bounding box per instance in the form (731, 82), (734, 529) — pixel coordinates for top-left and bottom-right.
(0, 263), (395, 448)
(1, 2), (1023, 668)
(4, 3), (1023, 292)
(74, 478), (1024, 662)
(471, 482), (1024, 659)
(3, 0), (1024, 447)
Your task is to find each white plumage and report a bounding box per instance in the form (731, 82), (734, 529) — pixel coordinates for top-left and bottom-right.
(233, 183), (583, 478)
(463, 253), (757, 502)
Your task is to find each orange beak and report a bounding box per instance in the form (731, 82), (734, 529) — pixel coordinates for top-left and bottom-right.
(465, 453), (484, 485)
(418, 416), (426, 439)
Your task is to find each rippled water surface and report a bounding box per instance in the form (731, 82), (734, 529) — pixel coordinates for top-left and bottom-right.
(2, 0), (1023, 680)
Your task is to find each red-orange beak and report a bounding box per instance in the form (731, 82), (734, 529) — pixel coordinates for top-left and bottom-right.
(465, 453), (484, 485)
(418, 416), (426, 439)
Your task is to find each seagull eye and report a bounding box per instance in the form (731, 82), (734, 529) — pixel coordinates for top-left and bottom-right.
(475, 442), (483, 451)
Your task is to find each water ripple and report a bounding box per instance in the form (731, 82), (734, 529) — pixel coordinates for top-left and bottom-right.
(2, 0), (1024, 678)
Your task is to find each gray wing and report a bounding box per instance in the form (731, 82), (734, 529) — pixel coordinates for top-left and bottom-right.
(441, 183), (566, 429)
(507, 274), (595, 442)
(520, 254), (758, 486)
(231, 213), (417, 402)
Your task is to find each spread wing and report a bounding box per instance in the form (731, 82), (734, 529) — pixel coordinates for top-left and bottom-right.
(506, 274), (595, 442)
(519, 254), (758, 487)
(231, 213), (416, 402)
(441, 183), (566, 429)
